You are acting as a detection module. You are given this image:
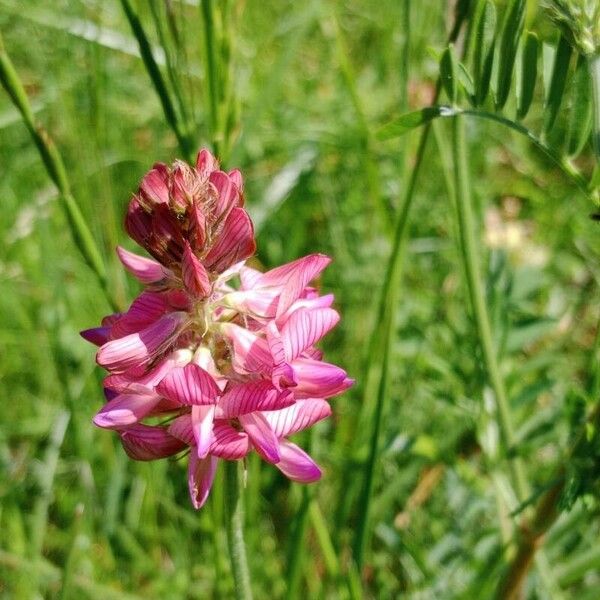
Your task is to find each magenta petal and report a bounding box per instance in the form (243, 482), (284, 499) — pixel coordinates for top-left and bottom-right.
(196, 148), (219, 178)
(157, 363), (219, 405)
(275, 440), (322, 483)
(80, 326), (111, 346)
(182, 242), (211, 298)
(258, 254), (331, 317)
(168, 414), (194, 445)
(120, 424), (186, 460)
(188, 453), (218, 509)
(221, 323), (273, 374)
(116, 246), (166, 284)
(210, 421), (250, 459)
(209, 170), (238, 221)
(219, 381), (294, 418)
(263, 399), (331, 438)
(140, 163), (170, 205)
(93, 392), (161, 429)
(204, 208), (256, 273)
(228, 169), (243, 193)
(281, 308), (340, 362)
(292, 358), (353, 398)
(239, 412), (280, 463)
(192, 404), (215, 459)
(225, 288), (280, 318)
(96, 313), (183, 374)
(110, 291), (170, 339)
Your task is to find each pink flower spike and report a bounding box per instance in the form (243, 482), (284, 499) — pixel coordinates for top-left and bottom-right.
(120, 424), (186, 460)
(157, 363), (220, 406)
(182, 242), (212, 298)
(239, 412), (280, 463)
(116, 246), (166, 284)
(276, 441), (322, 483)
(93, 391), (161, 429)
(204, 208), (256, 273)
(263, 399), (332, 438)
(281, 308), (340, 362)
(188, 453), (218, 509)
(96, 313), (183, 374)
(80, 326), (111, 346)
(192, 404), (216, 459)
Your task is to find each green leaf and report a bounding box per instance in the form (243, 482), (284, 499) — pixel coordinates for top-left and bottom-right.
(516, 32), (538, 120)
(376, 106), (456, 140)
(495, 0), (525, 110)
(543, 34), (572, 135)
(458, 61), (475, 101)
(567, 55), (593, 157)
(473, 0), (496, 106)
(440, 45), (458, 103)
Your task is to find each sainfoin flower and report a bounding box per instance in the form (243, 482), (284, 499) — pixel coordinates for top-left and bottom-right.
(82, 149), (353, 509)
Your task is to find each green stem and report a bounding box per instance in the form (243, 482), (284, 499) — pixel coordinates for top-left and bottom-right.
(588, 54), (600, 162)
(451, 114), (529, 501)
(224, 461), (252, 600)
(201, 0), (220, 156)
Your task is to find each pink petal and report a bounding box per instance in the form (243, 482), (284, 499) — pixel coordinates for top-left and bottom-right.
(239, 412), (280, 463)
(169, 414), (194, 444)
(210, 421), (250, 459)
(140, 163), (170, 205)
(209, 170), (238, 221)
(125, 197), (153, 249)
(93, 392), (161, 429)
(263, 399), (331, 438)
(188, 453), (218, 509)
(96, 313), (183, 374)
(281, 308), (340, 362)
(292, 358), (353, 398)
(228, 169), (243, 193)
(109, 291), (170, 339)
(223, 288), (280, 318)
(275, 440), (322, 483)
(182, 242), (212, 298)
(156, 363), (219, 405)
(120, 424), (186, 460)
(218, 381), (294, 418)
(240, 266), (263, 290)
(203, 208), (256, 273)
(258, 254), (331, 317)
(221, 323), (273, 374)
(116, 246), (166, 284)
(189, 201), (207, 249)
(196, 148), (219, 177)
(80, 326), (111, 346)
(192, 404), (215, 459)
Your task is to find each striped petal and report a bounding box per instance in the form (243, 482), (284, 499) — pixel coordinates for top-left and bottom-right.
(209, 170), (238, 221)
(263, 399), (331, 438)
(210, 421), (250, 459)
(281, 308), (339, 362)
(218, 381), (294, 418)
(275, 440), (321, 483)
(110, 292), (170, 339)
(120, 424), (186, 460)
(204, 208), (256, 273)
(292, 358), (353, 398)
(239, 412), (280, 463)
(93, 392), (161, 429)
(156, 363), (219, 406)
(196, 148), (219, 177)
(116, 246), (166, 284)
(192, 404), (215, 459)
(140, 163), (169, 205)
(221, 323), (273, 374)
(96, 313), (183, 374)
(182, 242), (211, 298)
(188, 453), (218, 510)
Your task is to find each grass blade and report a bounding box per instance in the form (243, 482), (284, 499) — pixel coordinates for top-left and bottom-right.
(544, 34), (572, 135)
(517, 32), (538, 120)
(473, 0), (496, 106)
(495, 0), (525, 110)
(567, 55), (593, 157)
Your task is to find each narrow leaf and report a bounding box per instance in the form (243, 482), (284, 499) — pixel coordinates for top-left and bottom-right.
(440, 45), (458, 104)
(567, 56), (593, 157)
(376, 106), (456, 141)
(517, 32), (538, 120)
(544, 35), (572, 135)
(495, 0), (525, 110)
(473, 0), (496, 106)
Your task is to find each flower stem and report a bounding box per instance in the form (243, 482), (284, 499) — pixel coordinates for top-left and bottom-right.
(224, 461), (252, 600)
(450, 114), (529, 502)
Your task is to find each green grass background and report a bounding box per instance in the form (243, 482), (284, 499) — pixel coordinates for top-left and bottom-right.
(1, 1), (600, 598)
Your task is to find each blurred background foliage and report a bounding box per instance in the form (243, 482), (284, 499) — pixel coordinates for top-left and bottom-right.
(1, 0), (600, 598)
